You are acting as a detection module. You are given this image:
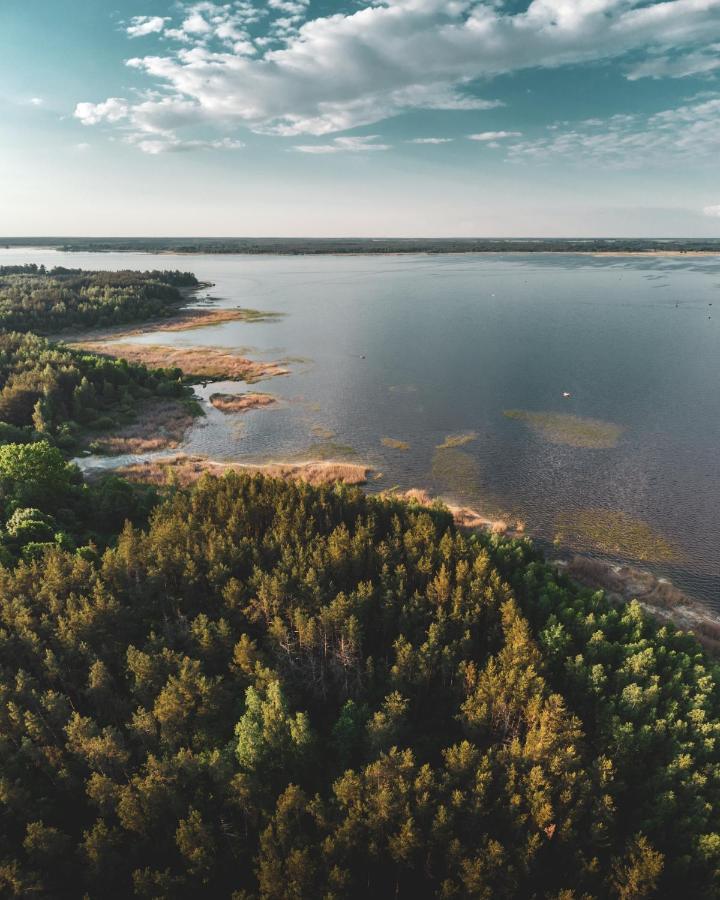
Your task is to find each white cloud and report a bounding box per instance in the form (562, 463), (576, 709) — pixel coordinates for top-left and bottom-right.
(507, 95), (720, 167)
(628, 44), (720, 79)
(131, 135), (245, 154)
(126, 16), (169, 38)
(293, 135), (391, 153)
(77, 0), (720, 150)
(75, 97), (130, 125)
(29, 97), (44, 106)
(704, 204), (720, 217)
(468, 131), (522, 141)
(407, 137), (454, 143)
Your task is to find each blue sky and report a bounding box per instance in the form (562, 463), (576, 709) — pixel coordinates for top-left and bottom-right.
(2, 0), (720, 236)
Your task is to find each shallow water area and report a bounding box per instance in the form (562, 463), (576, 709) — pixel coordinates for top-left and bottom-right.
(3, 247), (718, 608)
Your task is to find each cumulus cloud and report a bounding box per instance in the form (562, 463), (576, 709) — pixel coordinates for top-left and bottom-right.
(407, 137), (454, 143)
(507, 95), (720, 167)
(29, 97), (44, 106)
(293, 135), (391, 153)
(126, 16), (169, 38)
(704, 204), (720, 217)
(468, 131), (522, 141)
(77, 0), (720, 151)
(75, 97), (130, 125)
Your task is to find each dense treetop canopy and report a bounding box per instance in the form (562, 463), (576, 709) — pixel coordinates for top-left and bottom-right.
(0, 266), (198, 333)
(0, 472), (718, 898)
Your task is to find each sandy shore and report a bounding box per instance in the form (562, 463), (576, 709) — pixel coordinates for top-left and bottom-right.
(71, 342), (289, 382)
(555, 555), (720, 653)
(60, 307), (278, 343)
(209, 392), (277, 413)
(397, 488), (524, 536)
(117, 454), (371, 487)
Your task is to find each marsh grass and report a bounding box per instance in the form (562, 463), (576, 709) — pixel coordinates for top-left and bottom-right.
(436, 431), (477, 450)
(88, 397), (201, 455)
(555, 508), (678, 562)
(209, 392), (276, 413)
(381, 437), (410, 450)
(504, 409), (623, 449)
(72, 342), (289, 382)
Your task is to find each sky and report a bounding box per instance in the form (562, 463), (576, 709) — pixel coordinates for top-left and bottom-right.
(1, 0), (720, 237)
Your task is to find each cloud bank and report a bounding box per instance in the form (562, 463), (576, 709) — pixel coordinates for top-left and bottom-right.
(507, 95), (720, 166)
(76, 0), (720, 152)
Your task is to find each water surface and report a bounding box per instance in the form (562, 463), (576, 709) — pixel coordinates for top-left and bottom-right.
(2, 248), (718, 607)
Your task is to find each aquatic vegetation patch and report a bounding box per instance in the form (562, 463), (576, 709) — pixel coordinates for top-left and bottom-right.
(555, 508), (678, 562)
(436, 431), (477, 450)
(504, 409), (623, 449)
(311, 425), (336, 440)
(431, 447), (483, 500)
(210, 392), (276, 413)
(293, 441), (358, 461)
(381, 437), (410, 450)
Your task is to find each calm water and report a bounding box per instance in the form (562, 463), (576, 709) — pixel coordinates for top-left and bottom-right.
(2, 248), (719, 607)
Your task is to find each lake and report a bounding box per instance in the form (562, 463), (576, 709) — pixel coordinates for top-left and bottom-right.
(2, 247), (718, 608)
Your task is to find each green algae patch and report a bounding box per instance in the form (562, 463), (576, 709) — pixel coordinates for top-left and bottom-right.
(293, 441), (358, 461)
(555, 509), (678, 562)
(381, 437), (410, 450)
(436, 431), (477, 450)
(310, 425), (336, 440)
(431, 447), (482, 500)
(504, 409), (623, 449)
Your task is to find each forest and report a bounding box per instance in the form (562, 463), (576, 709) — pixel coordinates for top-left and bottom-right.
(0, 332), (192, 453)
(0, 266), (199, 333)
(1, 467), (719, 898)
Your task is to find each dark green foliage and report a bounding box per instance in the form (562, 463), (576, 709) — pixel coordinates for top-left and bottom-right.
(0, 473), (718, 897)
(0, 332), (187, 450)
(0, 266), (198, 333)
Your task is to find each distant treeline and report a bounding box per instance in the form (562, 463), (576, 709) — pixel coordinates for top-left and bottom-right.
(3, 237), (720, 254)
(0, 266), (199, 333)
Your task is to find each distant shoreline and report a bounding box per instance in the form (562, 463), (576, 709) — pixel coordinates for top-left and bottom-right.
(3, 239), (720, 257)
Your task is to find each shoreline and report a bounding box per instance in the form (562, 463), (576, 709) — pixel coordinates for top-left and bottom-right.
(68, 341), (289, 382)
(56, 306), (279, 343)
(109, 454), (720, 648)
(4, 244), (720, 259)
(36, 265), (717, 650)
(115, 454), (371, 487)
